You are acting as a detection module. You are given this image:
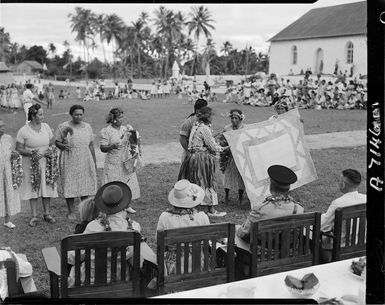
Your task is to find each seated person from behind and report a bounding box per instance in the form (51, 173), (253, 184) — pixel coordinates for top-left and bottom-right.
(67, 181), (142, 286)
(156, 179), (210, 275)
(237, 165), (304, 242)
(320, 169), (366, 262)
(74, 197), (99, 234)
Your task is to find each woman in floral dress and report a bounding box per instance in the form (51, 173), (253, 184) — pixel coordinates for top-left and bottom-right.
(8, 83), (22, 112)
(99, 108), (141, 214)
(55, 105), (97, 220)
(0, 119), (21, 228)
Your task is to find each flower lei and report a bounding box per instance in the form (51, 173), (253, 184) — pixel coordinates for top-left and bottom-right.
(166, 206), (196, 220)
(216, 133), (231, 172)
(61, 126), (74, 144)
(45, 146), (59, 187)
(97, 210), (134, 232)
(10, 151), (23, 190)
(30, 149), (41, 192)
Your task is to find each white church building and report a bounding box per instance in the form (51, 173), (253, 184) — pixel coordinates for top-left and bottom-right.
(268, 1), (366, 77)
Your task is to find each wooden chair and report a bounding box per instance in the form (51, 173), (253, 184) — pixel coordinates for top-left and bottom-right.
(157, 223), (235, 295)
(3, 259), (21, 297)
(321, 203), (366, 262)
(42, 231), (142, 298)
(236, 212), (321, 278)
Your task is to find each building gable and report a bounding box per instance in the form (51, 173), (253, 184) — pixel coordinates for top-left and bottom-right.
(269, 1), (366, 42)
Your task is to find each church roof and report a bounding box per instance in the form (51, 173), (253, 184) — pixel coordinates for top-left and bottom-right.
(269, 1), (366, 42)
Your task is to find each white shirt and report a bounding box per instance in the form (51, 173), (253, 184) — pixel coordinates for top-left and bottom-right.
(321, 191), (366, 232)
(22, 89), (35, 104)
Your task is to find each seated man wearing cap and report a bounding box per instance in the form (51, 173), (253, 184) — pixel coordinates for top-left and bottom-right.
(320, 169), (366, 262)
(237, 165), (304, 242)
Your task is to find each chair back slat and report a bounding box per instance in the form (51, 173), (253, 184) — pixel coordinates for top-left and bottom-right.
(4, 259), (19, 297)
(249, 212), (321, 277)
(60, 231), (141, 298)
(110, 247), (117, 283)
(332, 204), (366, 261)
(157, 223), (235, 295)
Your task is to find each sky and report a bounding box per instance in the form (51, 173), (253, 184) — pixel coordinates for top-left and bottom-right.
(0, 0), (362, 62)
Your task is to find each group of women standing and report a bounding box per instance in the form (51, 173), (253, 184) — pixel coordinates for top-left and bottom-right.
(0, 84), (23, 112)
(0, 104), (141, 228)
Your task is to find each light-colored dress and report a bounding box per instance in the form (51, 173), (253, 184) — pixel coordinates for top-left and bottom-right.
(56, 121), (97, 198)
(0, 135), (21, 217)
(99, 125), (140, 200)
(156, 208), (210, 276)
(0, 90), (8, 107)
(16, 123), (58, 200)
(9, 88), (22, 108)
(222, 124), (246, 191)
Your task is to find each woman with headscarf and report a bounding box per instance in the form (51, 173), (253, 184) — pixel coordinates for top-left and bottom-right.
(0, 119), (21, 228)
(55, 104), (97, 220)
(219, 109), (246, 205)
(99, 107), (140, 214)
(15, 104), (57, 227)
(179, 106), (228, 217)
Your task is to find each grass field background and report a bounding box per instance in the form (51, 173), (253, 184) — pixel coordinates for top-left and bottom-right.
(0, 88), (367, 296)
(0, 88), (366, 146)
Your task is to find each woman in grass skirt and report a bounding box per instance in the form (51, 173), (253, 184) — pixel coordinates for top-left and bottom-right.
(220, 109), (246, 205)
(179, 106), (228, 217)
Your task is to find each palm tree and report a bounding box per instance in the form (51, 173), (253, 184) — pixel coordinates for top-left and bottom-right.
(132, 19), (146, 78)
(139, 11), (149, 24)
(201, 38), (216, 75)
(0, 27), (11, 63)
(68, 7), (95, 77)
(116, 25), (135, 78)
(9, 42), (19, 64)
(92, 13), (107, 64)
(48, 43), (56, 58)
(186, 6), (215, 76)
(221, 41), (232, 73)
(103, 13), (125, 64)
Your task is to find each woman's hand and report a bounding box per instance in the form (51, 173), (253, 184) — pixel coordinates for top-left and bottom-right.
(11, 151), (19, 158)
(43, 150), (52, 158)
(111, 142), (121, 150)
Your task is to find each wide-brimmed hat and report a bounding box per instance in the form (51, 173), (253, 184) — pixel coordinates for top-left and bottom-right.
(168, 180), (205, 208)
(95, 181), (132, 214)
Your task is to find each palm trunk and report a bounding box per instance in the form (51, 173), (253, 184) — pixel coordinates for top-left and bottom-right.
(137, 45), (141, 79)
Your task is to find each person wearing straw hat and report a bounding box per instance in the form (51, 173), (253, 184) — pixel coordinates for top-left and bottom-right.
(67, 181), (146, 287)
(156, 179), (210, 275)
(237, 165), (304, 242)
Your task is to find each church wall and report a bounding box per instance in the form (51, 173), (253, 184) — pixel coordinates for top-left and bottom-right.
(269, 35), (366, 77)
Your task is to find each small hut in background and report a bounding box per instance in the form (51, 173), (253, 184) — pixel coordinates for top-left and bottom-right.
(0, 62), (15, 86)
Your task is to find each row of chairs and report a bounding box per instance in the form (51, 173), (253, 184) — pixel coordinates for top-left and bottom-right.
(3, 204), (366, 299)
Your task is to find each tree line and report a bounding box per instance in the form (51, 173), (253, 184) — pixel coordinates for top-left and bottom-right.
(0, 6), (269, 79)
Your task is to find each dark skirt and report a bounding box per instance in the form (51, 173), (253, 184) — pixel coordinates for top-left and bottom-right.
(178, 151), (217, 190)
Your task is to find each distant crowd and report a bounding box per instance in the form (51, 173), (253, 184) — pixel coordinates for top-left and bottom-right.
(223, 73), (367, 110)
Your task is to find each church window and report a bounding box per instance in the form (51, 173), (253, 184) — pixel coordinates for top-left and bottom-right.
(346, 42), (354, 64)
(292, 46), (297, 65)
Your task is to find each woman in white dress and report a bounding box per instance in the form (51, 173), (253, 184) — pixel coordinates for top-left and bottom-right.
(8, 83), (22, 112)
(0, 86), (8, 109)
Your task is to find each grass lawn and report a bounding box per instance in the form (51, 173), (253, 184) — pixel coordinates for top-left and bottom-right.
(0, 87), (366, 146)
(0, 145), (366, 296)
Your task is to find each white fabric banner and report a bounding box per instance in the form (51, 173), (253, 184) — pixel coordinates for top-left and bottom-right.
(223, 108), (317, 209)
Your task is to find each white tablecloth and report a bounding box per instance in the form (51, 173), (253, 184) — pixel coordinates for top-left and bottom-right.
(155, 258), (365, 302)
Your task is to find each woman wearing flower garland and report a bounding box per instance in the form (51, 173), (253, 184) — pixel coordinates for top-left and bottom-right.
(156, 179), (210, 275)
(0, 119), (21, 229)
(55, 105), (97, 220)
(99, 108), (141, 214)
(220, 109), (246, 205)
(15, 104), (57, 227)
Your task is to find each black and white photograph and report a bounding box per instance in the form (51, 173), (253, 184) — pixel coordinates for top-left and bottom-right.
(0, 0), (383, 303)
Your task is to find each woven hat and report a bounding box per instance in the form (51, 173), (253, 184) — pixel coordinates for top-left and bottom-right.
(168, 180), (205, 208)
(95, 181), (132, 215)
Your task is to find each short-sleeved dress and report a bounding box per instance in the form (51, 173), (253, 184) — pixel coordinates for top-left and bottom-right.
(99, 124), (140, 200)
(56, 121), (97, 198)
(16, 123), (58, 200)
(0, 134), (21, 217)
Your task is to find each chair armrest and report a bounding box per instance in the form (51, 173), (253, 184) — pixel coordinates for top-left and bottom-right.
(42, 247), (61, 277)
